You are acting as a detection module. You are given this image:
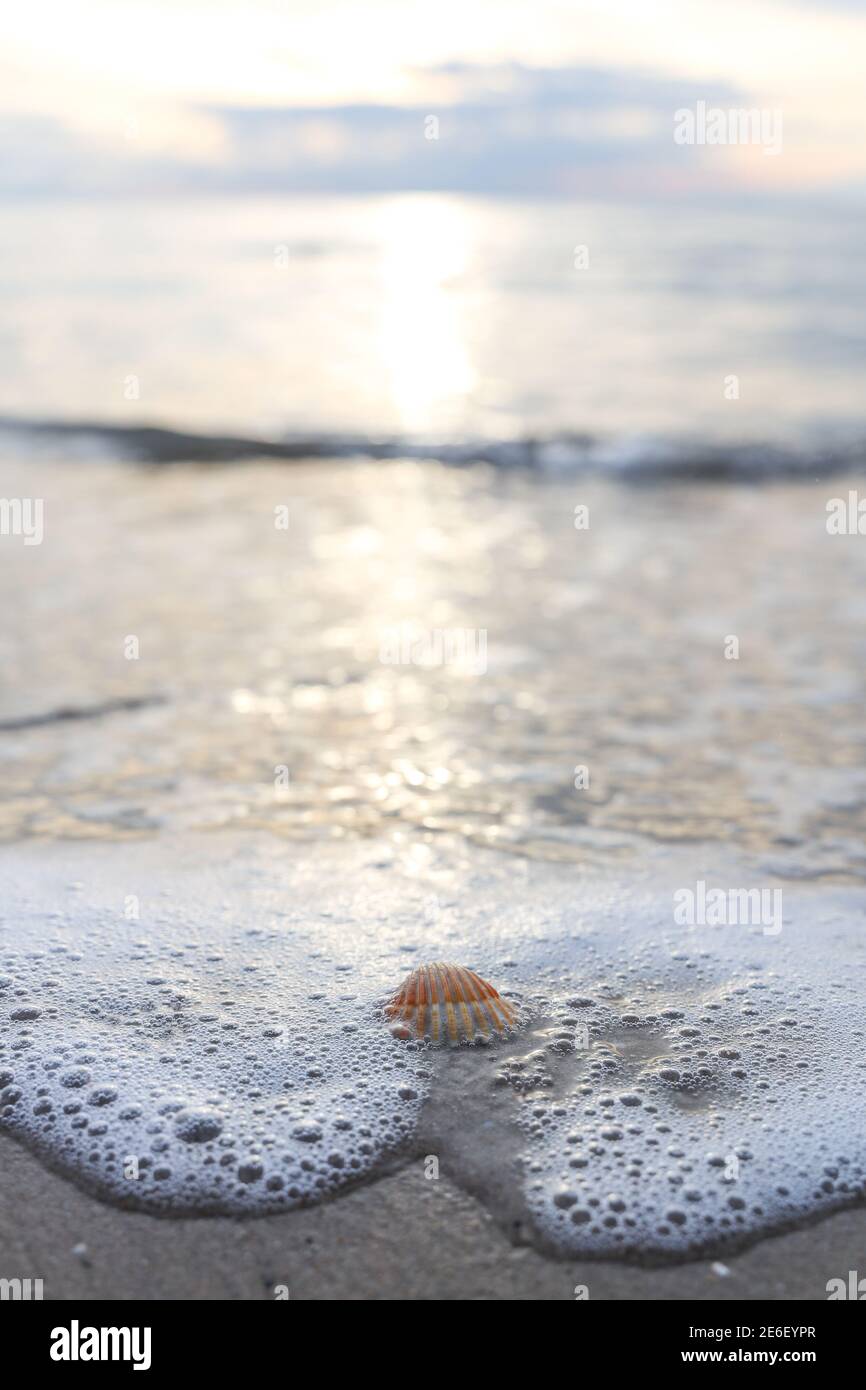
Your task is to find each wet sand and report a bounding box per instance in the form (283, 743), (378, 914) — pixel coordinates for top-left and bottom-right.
(2, 1133), (863, 1300)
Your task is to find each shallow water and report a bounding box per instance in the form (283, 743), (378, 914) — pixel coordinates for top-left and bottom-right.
(1, 452), (865, 1257)
(1, 457), (865, 876)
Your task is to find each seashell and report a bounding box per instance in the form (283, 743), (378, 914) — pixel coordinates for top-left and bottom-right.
(385, 962), (516, 1044)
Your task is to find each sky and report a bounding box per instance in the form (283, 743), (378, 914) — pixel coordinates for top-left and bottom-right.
(1, 0), (865, 198)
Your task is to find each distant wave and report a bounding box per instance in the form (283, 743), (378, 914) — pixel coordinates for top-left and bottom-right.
(2, 416), (865, 481)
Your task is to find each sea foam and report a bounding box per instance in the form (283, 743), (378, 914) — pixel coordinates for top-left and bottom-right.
(1, 836), (864, 1258)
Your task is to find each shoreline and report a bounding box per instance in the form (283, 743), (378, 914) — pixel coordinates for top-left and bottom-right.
(2, 834), (864, 1261)
(2, 455), (865, 1297)
(1, 1133), (862, 1301)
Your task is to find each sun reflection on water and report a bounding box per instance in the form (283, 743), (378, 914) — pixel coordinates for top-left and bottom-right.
(376, 195), (477, 435)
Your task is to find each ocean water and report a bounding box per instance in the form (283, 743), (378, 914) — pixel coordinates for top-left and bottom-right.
(1, 193), (865, 462)
(1, 192), (865, 1260)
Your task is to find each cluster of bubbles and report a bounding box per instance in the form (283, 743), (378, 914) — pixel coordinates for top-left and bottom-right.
(0, 861), (431, 1213)
(1, 843), (864, 1260)
(501, 928), (866, 1257)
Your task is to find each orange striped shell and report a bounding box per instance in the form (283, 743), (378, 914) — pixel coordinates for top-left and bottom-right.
(385, 962), (516, 1045)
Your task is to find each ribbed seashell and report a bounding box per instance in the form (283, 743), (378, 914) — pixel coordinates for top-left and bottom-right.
(385, 962), (516, 1044)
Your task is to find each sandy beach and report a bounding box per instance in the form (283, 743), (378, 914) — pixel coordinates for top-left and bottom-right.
(2, 452), (865, 1299)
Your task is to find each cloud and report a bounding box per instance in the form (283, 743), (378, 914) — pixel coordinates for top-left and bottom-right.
(183, 65), (768, 197)
(0, 62), (853, 199)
